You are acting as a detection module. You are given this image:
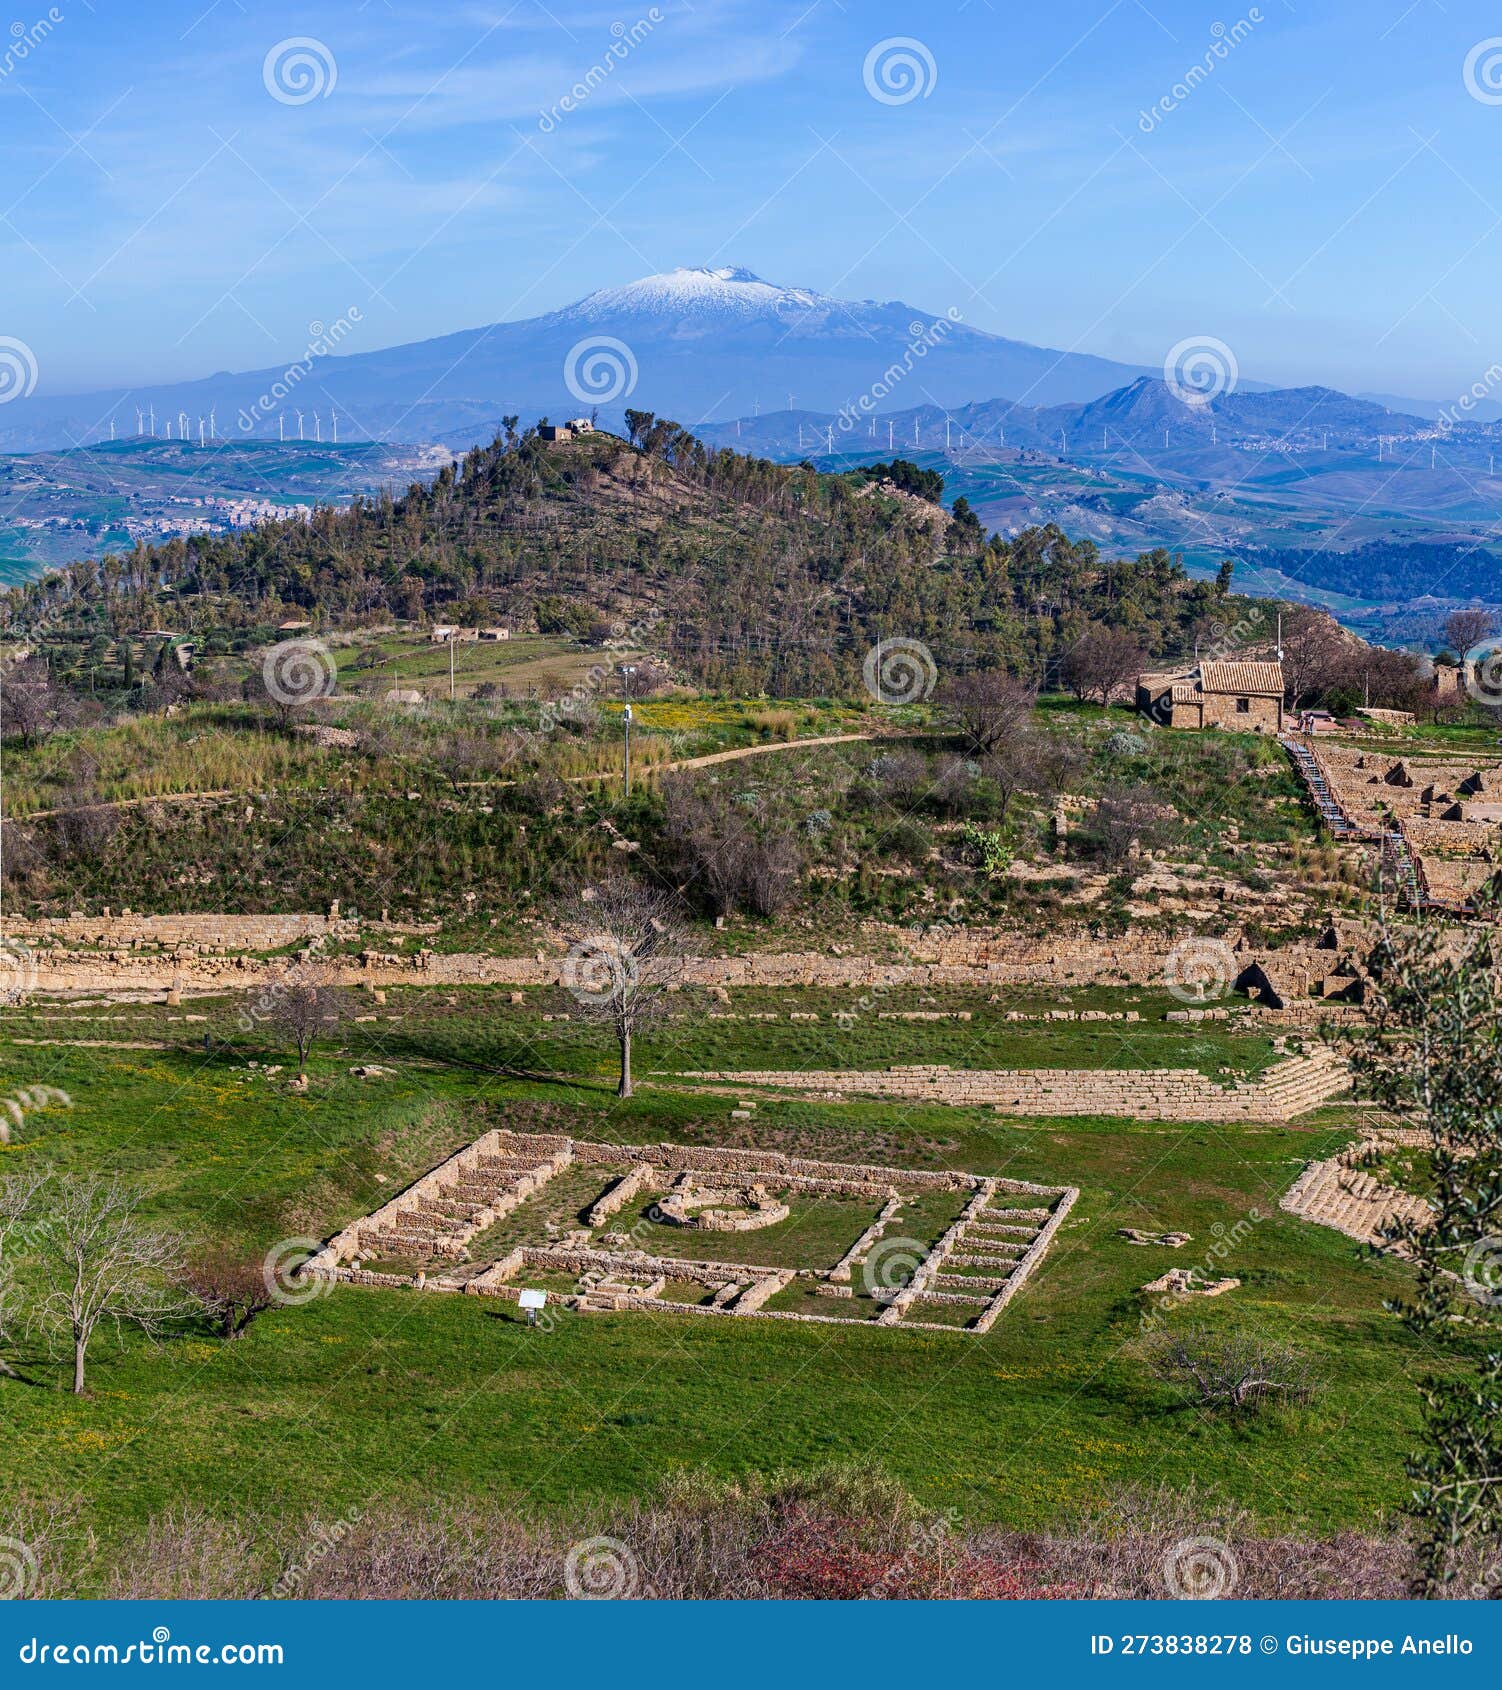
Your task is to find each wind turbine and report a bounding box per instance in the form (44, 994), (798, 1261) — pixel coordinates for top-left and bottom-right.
(148, 405), (155, 436)
(295, 410), (304, 441)
(208, 409), (216, 440)
(198, 418), (205, 447)
(135, 407), (143, 435)
(331, 412), (338, 444)
(313, 412), (322, 442)
(278, 414), (284, 442)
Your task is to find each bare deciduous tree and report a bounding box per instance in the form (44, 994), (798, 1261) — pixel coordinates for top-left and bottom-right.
(937, 672), (1035, 756)
(264, 962), (355, 1080)
(1443, 607), (1496, 661)
(176, 1245), (274, 1341)
(557, 880), (688, 1098)
(1059, 625), (1146, 708)
(1278, 605), (1349, 706)
(0, 657), (78, 749)
(31, 1172), (188, 1395)
(1079, 783), (1169, 865)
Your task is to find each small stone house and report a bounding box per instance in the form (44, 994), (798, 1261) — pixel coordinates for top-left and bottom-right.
(1137, 660), (1285, 733)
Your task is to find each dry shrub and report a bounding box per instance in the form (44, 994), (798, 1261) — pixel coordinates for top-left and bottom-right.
(102, 1509), (268, 1600)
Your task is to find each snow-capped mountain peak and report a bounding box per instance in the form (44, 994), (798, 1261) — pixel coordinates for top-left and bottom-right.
(546, 265), (837, 331)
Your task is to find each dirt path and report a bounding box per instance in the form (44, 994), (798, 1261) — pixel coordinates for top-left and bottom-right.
(5, 732), (888, 822)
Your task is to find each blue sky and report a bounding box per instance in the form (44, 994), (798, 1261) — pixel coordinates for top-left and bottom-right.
(4, 0), (1502, 401)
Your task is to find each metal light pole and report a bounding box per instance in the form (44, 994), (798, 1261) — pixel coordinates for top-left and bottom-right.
(622, 703), (633, 798)
(449, 632), (455, 703)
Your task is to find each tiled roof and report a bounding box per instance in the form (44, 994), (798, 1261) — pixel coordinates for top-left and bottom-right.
(1198, 660), (1284, 696)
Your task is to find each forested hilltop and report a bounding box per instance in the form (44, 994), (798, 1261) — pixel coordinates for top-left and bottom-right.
(2, 419), (1257, 693)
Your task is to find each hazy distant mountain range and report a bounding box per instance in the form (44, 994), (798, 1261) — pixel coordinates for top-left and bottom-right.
(2, 263), (1483, 457)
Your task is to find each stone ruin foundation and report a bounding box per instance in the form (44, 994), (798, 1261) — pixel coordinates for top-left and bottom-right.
(301, 1129), (1079, 1335)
